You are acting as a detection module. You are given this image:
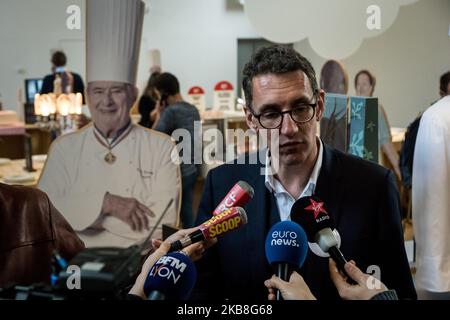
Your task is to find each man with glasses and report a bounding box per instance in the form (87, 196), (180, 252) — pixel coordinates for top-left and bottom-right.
(193, 45), (416, 300)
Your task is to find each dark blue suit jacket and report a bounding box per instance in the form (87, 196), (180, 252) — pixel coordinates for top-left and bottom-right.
(193, 144), (416, 300)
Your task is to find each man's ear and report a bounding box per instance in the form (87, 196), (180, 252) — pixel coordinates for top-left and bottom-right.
(315, 89), (326, 122)
(244, 107), (257, 131)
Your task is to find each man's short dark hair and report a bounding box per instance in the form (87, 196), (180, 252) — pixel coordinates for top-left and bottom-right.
(440, 71), (450, 96)
(51, 51), (67, 67)
(242, 45), (319, 109)
(154, 72), (180, 96)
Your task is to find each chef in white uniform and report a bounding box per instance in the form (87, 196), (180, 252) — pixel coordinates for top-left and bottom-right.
(413, 95), (450, 299)
(38, 0), (181, 248)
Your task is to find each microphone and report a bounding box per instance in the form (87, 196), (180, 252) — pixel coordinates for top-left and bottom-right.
(290, 196), (349, 277)
(169, 207), (248, 252)
(212, 181), (254, 216)
(265, 221), (309, 300)
(144, 252), (197, 300)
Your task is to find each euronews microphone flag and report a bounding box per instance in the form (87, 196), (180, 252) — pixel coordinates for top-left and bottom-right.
(144, 252), (197, 300)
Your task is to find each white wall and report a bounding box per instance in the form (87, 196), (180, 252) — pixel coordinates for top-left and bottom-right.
(137, 0), (258, 107)
(1, 0), (449, 127)
(294, 0), (450, 127)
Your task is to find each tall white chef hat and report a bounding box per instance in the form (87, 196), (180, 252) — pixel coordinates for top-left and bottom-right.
(86, 0), (145, 86)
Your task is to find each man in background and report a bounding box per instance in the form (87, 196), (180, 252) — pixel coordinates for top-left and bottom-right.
(413, 94), (450, 300)
(40, 50), (85, 103)
(152, 72), (201, 228)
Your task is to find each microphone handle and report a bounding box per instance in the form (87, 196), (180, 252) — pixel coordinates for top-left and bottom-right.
(275, 264), (291, 301)
(147, 290), (166, 300)
(328, 246), (356, 284)
(169, 230), (205, 252)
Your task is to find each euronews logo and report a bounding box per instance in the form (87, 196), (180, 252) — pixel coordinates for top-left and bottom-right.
(270, 230), (300, 247)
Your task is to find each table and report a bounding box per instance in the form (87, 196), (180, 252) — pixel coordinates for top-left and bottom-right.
(0, 158), (45, 187)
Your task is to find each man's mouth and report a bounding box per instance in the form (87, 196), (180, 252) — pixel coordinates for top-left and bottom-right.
(280, 141), (303, 148)
(98, 108), (118, 114)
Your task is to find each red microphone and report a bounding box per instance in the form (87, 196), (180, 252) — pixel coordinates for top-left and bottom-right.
(212, 181), (255, 216)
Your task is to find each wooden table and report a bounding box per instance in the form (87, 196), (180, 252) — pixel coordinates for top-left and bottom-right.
(0, 158), (45, 187)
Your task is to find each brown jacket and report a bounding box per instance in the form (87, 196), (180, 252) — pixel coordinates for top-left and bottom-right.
(0, 183), (84, 287)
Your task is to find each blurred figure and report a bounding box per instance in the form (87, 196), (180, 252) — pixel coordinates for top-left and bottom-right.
(138, 71), (161, 128)
(399, 71), (450, 189)
(413, 95), (450, 300)
(355, 70), (401, 181)
(40, 51), (85, 103)
(320, 60), (348, 94)
(152, 73), (201, 228)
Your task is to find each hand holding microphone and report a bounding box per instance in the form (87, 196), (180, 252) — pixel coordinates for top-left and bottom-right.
(264, 272), (316, 300)
(264, 221), (309, 300)
(129, 228), (212, 299)
(169, 207), (248, 252)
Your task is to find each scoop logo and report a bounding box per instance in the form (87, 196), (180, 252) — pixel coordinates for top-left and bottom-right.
(270, 230), (300, 247)
(208, 216), (242, 238)
(149, 256), (187, 285)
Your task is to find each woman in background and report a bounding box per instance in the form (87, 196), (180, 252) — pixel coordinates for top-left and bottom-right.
(355, 70), (401, 181)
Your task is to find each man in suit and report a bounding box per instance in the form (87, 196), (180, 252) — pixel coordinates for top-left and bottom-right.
(193, 45), (416, 300)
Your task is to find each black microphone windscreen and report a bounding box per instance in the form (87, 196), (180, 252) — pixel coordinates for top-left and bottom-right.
(290, 196), (335, 242)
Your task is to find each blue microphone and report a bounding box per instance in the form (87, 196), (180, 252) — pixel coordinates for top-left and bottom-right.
(265, 221), (309, 300)
(143, 252), (197, 300)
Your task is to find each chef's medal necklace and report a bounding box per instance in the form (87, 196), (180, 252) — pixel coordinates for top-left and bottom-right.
(93, 124), (133, 164)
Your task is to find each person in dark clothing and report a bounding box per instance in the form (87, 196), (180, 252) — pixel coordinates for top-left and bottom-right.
(152, 72), (201, 228)
(138, 71), (160, 128)
(40, 51), (85, 103)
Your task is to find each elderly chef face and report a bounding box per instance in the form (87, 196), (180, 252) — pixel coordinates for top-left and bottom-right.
(87, 81), (137, 137)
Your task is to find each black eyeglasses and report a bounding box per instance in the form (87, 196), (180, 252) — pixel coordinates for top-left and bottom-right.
(249, 96), (318, 129)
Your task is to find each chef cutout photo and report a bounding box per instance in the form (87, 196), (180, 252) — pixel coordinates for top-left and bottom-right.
(38, 0), (181, 248)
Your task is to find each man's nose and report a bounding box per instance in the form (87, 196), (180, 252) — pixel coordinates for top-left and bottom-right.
(280, 113), (298, 137)
(102, 90), (114, 106)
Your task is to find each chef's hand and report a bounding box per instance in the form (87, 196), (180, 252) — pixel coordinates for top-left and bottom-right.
(129, 228), (217, 299)
(101, 192), (154, 232)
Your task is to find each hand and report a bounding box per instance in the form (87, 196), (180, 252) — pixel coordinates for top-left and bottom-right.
(151, 228), (217, 262)
(101, 192), (154, 232)
(328, 259), (388, 300)
(129, 228), (217, 299)
(264, 272), (316, 300)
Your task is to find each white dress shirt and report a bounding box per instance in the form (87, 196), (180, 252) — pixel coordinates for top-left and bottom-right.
(413, 95), (450, 292)
(265, 137), (323, 221)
